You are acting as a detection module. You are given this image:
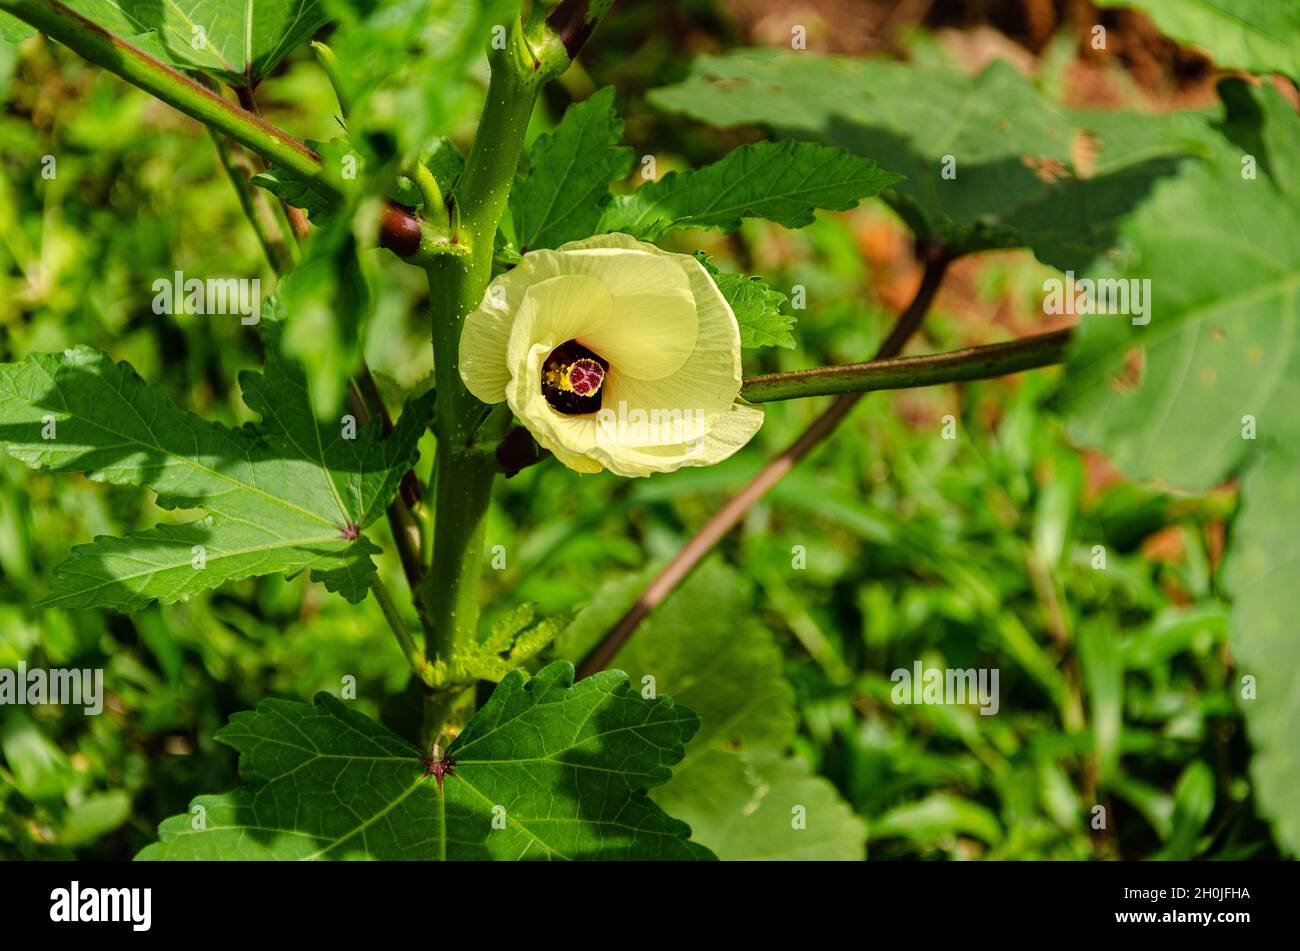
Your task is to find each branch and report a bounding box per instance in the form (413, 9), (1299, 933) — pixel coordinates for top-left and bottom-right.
(370, 575), (435, 687)
(577, 248), (954, 679)
(1, 0), (329, 191)
(740, 328), (1072, 403)
(208, 128), (300, 274)
(1, 0), (433, 255)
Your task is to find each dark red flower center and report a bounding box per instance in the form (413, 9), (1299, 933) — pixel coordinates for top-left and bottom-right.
(542, 340), (608, 415)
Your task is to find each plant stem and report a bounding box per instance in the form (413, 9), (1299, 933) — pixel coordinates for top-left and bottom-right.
(578, 250), (954, 678)
(370, 574), (434, 686)
(454, 43), (547, 276)
(417, 258), (500, 747)
(207, 128), (301, 273)
(415, 16), (567, 747)
(412, 1), (613, 743)
(0, 0), (333, 194)
(740, 328), (1072, 403)
(345, 380), (425, 599)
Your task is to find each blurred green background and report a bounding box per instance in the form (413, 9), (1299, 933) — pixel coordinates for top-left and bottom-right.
(0, 0), (1278, 859)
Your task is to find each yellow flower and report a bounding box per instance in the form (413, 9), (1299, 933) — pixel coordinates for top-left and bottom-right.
(459, 233), (763, 477)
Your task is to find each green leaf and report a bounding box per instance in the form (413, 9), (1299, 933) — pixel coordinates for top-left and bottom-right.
(560, 561), (867, 860)
(1058, 80), (1300, 854)
(0, 315), (434, 610)
(321, 0), (517, 161)
(696, 253), (795, 349)
(873, 793), (1003, 847)
(59, 791), (132, 847)
(251, 136), (368, 226)
(1096, 0), (1300, 78)
(421, 135), (465, 193)
(1158, 761), (1216, 860)
(1078, 620), (1122, 788)
(0, 11), (34, 42)
(277, 214), (370, 418)
(598, 139), (902, 241)
(137, 662), (712, 860)
(511, 86), (634, 252)
(64, 0), (329, 85)
(1223, 447), (1300, 854)
(252, 165), (335, 222)
(650, 51), (1203, 268)
(251, 140), (349, 223)
(0, 710), (73, 801)
(393, 135), (465, 209)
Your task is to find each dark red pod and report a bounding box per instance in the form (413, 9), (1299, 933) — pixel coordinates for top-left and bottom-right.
(379, 202), (422, 257)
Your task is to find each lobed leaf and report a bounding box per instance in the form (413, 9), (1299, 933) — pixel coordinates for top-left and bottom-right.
(1058, 80), (1300, 854)
(511, 86), (634, 252)
(137, 661), (712, 860)
(558, 561), (868, 859)
(0, 314), (434, 610)
(650, 51), (1207, 269)
(598, 138), (902, 241)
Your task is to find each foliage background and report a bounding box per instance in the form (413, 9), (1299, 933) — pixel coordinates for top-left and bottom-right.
(0, 0), (1286, 859)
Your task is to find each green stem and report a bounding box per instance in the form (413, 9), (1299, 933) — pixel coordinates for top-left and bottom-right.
(411, 161), (450, 233)
(371, 575), (435, 686)
(208, 128), (301, 273)
(0, 0), (335, 196)
(407, 4), (608, 747)
(418, 254), (495, 747)
(740, 329), (1073, 403)
(414, 20), (559, 747)
(454, 33), (552, 273)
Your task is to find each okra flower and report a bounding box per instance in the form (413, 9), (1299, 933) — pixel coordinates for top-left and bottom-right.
(459, 233), (764, 477)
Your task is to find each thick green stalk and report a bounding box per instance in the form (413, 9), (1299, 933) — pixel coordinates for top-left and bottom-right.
(454, 29), (559, 275)
(416, 262), (494, 745)
(423, 253), (492, 618)
(740, 329), (1073, 403)
(0, 0), (334, 195)
(416, 17), (571, 747)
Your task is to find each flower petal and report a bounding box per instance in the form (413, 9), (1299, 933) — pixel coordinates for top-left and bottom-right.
(505, 274), (615, 371)
(506, 341), (604, 474)
(588, 400), (765, 477)
(596, 247), (743, 444)
(565, 251), (698, 380)
(462, 233), (763, 477)
(459, 255), (563, 404)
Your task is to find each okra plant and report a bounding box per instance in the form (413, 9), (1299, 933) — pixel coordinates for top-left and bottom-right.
(0, 0), (1296, 861)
